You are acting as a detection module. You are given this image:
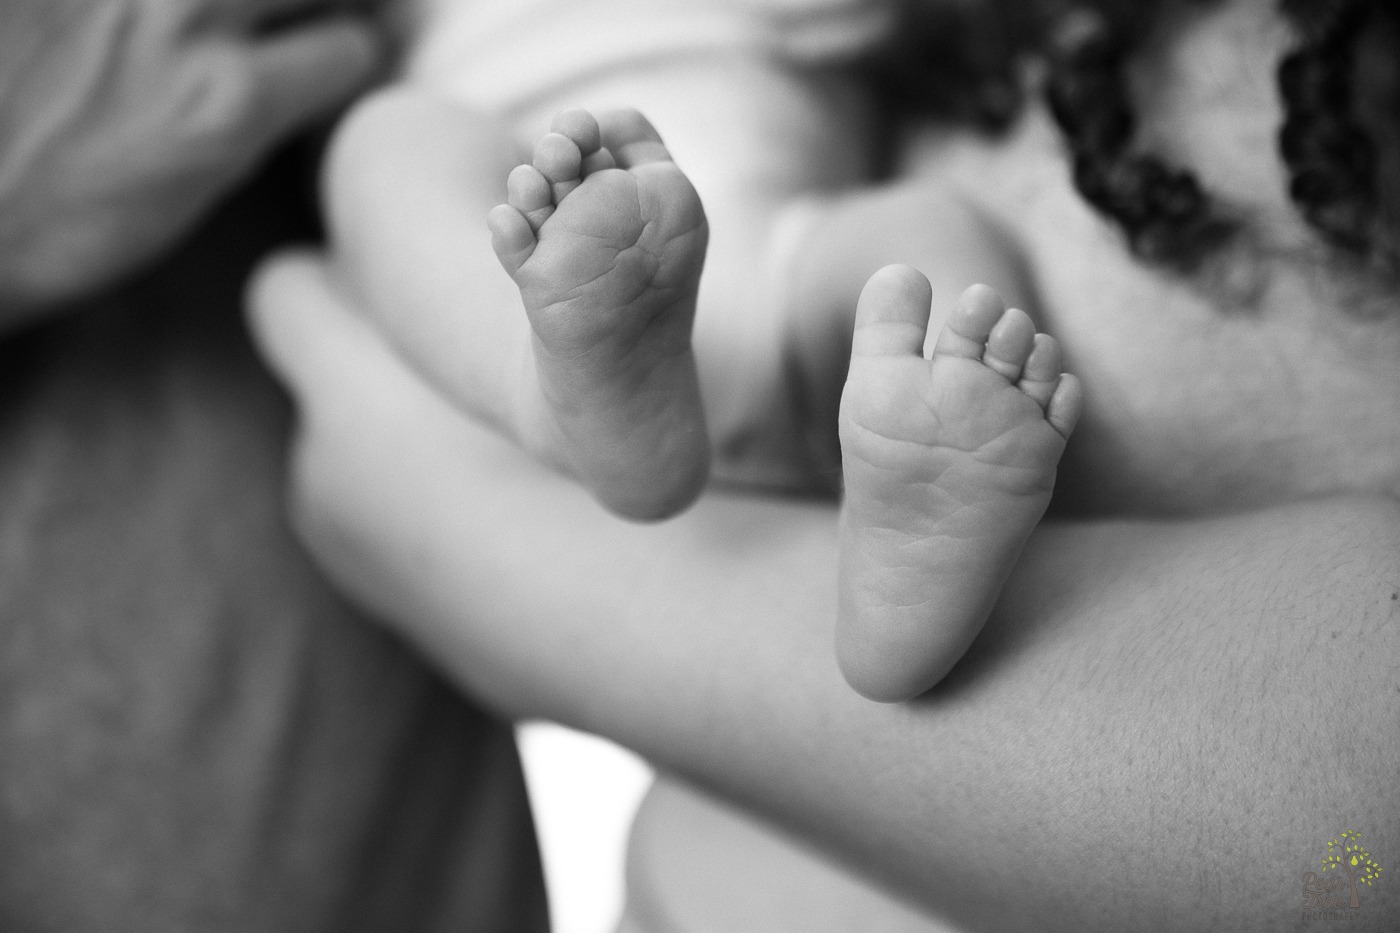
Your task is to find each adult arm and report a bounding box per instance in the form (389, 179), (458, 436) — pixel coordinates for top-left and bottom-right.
(248, 253), (1400, 933)
(0, 0), (385, 327)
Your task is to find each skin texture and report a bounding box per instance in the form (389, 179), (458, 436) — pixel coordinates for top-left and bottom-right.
(246, 252), (1399, 933)
(0, 0), (385, 326)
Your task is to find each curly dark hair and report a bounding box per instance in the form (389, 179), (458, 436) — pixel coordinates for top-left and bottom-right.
(885, 0), (1400, 277)
(1276, 0), (1387, 256)
(1042, 2), (1238, 269)
(1047, 0), (1400, 274)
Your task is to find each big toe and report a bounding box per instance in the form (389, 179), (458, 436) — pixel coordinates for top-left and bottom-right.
(850, 265), (935, 358)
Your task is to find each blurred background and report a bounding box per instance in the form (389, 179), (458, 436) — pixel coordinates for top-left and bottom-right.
(517, 722), (654, 933)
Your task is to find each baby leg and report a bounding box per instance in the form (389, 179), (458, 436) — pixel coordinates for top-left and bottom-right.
(323, 92), (708, 521)
(489, 109), (710, 520)
(837, 267), (1082, 702)
(323, 88), (534, 442)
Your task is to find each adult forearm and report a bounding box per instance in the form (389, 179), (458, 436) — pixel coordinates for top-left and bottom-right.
(296, 397), (1398, 933)
(255, 255), (1398, 933)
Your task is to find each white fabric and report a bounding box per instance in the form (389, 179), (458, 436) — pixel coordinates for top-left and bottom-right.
(402, 0), (894, 113)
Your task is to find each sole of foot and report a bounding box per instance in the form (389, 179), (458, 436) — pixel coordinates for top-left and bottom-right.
(836, 265), (1082, 702)
(489, 108), (711, 521)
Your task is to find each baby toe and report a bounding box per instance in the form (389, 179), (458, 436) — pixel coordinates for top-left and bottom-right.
(550, 109), (603, 157)
(596, 108), (671, 167)
(1016, 333), (1063, 409)
(533, 132), (584, 201)
(506, 164), (554, 231)
(935, 284), (1006, 360)
(580, 147), (618, 176)
(981, 306), (1036, 381)
(488, 203), (536, 270)
(1046, 373), (1084, 439)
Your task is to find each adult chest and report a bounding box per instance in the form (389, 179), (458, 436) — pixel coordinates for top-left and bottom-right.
(1038, 247), (1400, 515)
(913, 117), (1400, 515)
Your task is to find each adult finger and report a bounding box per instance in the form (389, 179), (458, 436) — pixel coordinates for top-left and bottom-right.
(247, 249), (435, 432)
(238, 15), (384, 152)
(246, 250), (369, 400)
(246, 247), (514, 649)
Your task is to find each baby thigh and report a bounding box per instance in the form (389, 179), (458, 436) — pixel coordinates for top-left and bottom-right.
(320, 85), (534, 428)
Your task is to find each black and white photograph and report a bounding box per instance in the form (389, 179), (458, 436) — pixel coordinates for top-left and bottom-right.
(1, 0), (1396, 930)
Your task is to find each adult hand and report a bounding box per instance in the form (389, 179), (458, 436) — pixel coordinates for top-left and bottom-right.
(246, 249), (488, 635)
(0, 0), (386, 325)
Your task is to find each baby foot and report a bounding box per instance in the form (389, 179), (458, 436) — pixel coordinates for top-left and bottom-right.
(488, 109), (710, 520)
(836, 266), (1082, 702)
